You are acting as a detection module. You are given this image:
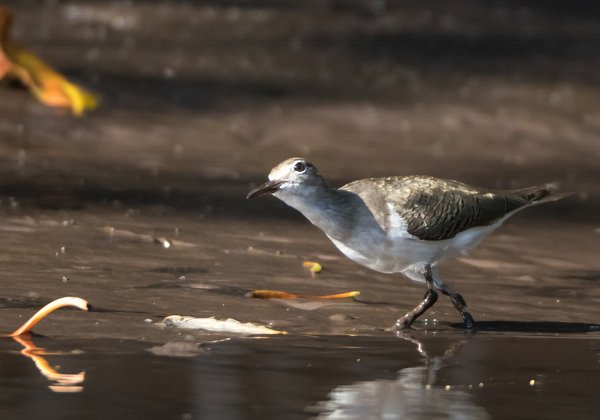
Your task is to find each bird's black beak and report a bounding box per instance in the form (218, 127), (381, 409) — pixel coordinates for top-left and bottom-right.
(247, 180), (284, 199)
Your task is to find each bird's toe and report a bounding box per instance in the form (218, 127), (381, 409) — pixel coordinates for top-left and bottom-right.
(463, 312), (476, 329)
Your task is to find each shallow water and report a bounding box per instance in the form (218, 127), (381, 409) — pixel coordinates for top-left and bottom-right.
(0, 0), (600, 419)
(1, 331), (599, 419)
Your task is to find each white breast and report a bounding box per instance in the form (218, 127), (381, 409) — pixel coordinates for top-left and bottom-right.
(327, 218), (505, 277)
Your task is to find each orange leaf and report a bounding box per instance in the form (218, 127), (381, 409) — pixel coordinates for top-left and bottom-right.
(0, 7), (98, 116)
(248, 290), (302, 299)
(0, 8), (13, 81)
(248, 289), (360, 300)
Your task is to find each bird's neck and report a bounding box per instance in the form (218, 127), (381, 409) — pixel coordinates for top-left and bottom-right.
(276, 184), (366, 241)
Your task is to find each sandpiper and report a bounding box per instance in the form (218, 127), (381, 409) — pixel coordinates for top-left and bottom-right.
(247, 157), (567, 329)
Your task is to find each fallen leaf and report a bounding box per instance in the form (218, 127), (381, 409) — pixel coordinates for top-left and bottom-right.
(162, 315), (287, 335)
(303, 261), (322, 274)
(0, 7), (98, 115)
(247, 290), (299, 299)
(248, 289), (360, 300)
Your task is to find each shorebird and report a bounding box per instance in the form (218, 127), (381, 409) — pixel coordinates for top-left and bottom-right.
(247, 157), (567, 329)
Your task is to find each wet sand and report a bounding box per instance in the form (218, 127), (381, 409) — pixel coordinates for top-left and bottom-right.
(0, 1), (599, 419)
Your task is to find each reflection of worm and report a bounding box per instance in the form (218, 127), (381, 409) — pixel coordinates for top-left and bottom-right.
(12, 335), (85, 393)
(2, 297), (90, 393)
(9, 297), (90, 336)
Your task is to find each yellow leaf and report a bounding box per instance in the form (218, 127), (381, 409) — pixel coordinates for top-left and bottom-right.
(313, 291), (360, 299)
(302, 260), (322, 274)
(0, 7), (98, 115)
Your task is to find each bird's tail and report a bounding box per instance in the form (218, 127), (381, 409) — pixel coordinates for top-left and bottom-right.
(514, 184), (573, 205)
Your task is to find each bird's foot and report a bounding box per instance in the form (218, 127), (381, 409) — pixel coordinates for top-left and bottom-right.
(395, 315), (415, 330)
(462, 311), (476, 329)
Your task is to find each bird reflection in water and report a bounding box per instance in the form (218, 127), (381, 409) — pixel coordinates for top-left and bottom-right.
(312, 332), (490, 419)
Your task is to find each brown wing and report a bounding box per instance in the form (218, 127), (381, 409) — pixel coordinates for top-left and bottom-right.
(342, 176), (550, 241)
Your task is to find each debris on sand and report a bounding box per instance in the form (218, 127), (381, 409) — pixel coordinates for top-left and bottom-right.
(161, 315), (287, 335)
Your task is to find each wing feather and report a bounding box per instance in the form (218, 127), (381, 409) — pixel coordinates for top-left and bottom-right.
(341, 176), (548, 241)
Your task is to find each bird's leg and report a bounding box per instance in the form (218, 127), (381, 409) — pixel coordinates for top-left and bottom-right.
(435, 282), (475, 329)
(396, 265), (438, 330)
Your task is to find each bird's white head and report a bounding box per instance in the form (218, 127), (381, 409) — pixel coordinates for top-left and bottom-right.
(247, 157), (326, 200)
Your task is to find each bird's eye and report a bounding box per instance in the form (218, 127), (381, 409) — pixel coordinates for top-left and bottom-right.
(293, 162), (306, 173)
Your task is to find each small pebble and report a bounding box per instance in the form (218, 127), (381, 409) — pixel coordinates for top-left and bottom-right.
(163, 67), (176, 79)
(444, 385), (451, 390)
(155, 237), (171, 248)
(478, 382), (484, 388)
(529, 379), (536, 386)
(144, 318), (153, 323)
